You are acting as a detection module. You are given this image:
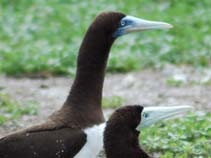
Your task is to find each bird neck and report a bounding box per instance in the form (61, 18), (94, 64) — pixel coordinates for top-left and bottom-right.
(65, 27), (115, 120)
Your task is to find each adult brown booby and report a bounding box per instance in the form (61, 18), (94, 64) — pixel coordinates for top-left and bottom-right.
(104, 105), (192, 158)
(0, 12), (172, 158)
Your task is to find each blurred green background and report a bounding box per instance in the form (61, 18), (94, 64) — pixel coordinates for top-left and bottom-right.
(1, 1), (211, 157)
(1, 0), (211, 76)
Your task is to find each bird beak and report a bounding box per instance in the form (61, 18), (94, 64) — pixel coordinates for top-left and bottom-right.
(114, 15), (173, 37)
(136, 105), (192, 131)
(124, 16), (173, 34)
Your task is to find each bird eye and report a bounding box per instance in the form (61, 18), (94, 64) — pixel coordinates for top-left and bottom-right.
(120, 20), (126, 27)
(143, 113), (149, 118)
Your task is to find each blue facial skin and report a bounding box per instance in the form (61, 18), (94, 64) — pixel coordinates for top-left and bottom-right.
(113, 18), (134, 38)
(143, 113), (149, 118)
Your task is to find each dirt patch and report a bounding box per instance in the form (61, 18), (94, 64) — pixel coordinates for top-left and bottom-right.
(0, 65), (211, 137)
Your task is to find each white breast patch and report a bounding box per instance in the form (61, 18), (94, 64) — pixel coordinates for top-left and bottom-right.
(74, 123), (106, 158)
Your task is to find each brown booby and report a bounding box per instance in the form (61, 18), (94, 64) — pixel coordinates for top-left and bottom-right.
(0, 12), (172, 158)
(104, 105), (192, 158)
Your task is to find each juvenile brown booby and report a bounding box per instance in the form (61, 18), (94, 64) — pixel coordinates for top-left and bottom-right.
(104, 105), (192, 158)
(0, 12), (172, 158)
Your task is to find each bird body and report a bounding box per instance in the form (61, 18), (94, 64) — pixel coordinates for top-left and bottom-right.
(0, 128), (87, 158)
(0, 123), (105, 158)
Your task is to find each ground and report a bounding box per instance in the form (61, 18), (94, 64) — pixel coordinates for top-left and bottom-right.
(0, 65), (210, 138)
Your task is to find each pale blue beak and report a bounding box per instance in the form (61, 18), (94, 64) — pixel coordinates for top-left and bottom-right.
(136, 105), (192, 131)
(113, 15), (173, 37)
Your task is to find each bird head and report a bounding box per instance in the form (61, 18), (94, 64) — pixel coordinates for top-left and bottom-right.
(90, 12), (173, 39)
(108, 105), (192, 131)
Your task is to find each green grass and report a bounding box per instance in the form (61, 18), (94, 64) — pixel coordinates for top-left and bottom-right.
(166, 77), (211, 87)
(1, 0), (211, 75)
(141, 112), (211, 158)
(102, 96), (124, 109)
(0, 93), (38, 125)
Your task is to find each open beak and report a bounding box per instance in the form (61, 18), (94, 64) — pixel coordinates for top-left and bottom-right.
(136, 105), (192, 131)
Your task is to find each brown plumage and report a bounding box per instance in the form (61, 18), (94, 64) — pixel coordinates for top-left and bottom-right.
(104, 105), (151, 158)
(0, 12), (126, 158)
